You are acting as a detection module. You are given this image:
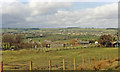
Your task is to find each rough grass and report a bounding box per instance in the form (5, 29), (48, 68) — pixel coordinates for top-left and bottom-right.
(2, 47), (118, 70)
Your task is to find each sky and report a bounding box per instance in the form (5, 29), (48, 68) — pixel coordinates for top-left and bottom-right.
(0, 0), (119, 28)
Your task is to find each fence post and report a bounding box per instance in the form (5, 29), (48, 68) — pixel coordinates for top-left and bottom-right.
(30, 61), (32, 71)
(82, 56), (84, 66)
(74, 57), (76, 70)
(94, 56), (96, 64)
(0, 61), (3, 72)
(49, 60), (52, 72)
(63, 59), (65, 70)
(88, 56), (91, 65)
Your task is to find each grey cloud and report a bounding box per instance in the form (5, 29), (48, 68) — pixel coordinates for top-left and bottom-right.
(1, 1), (118, 28)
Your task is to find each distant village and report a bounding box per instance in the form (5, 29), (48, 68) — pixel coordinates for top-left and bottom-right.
(2, 28), (120, 50)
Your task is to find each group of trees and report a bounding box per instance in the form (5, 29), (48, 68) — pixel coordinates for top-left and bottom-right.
(98, 34), (119, 47)
(2, 34), (51, 50)
(2, 34), (24, 50)
(98, 35), (113, 47)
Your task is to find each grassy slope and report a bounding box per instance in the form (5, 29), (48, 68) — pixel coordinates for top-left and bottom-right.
(2, 47), (118, 70)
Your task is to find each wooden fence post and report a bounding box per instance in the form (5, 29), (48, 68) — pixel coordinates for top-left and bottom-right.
(82, 56), (84, 66)
(63, 59), (65, 70)
(0, 61), (1, 72)
(49, 60), (52, 72)
(74, 57), (76, 70)
(30, 61), (32, 71)
(88, 56), (91, 65)
(94, 56), (96, 64)
(0, 61), (3, 72)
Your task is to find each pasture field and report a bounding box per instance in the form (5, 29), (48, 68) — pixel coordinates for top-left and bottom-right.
(2, 28), (117, 43)
(2, 28), (119, 70)
(2, 47), (118, 70)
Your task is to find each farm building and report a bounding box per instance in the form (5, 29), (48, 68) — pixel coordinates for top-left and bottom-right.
(50, 42), (65, 48)
(95, 41), (98, 44)
(78, 41), (89, 45)
(113, 41), (120, 47)
(41, 41), (65, 48)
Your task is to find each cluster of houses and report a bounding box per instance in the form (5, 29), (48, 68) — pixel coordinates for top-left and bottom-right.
(28, 38), (120, 48)
(28, 39), (94, 48)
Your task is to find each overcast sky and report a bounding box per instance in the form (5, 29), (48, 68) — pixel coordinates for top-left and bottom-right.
(0, 0), (119, 28)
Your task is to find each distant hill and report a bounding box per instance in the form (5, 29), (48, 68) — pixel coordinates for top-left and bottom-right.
(3, 28), (40, 31)
(67, 27), (80, 29)
(106, 28), (117, 30)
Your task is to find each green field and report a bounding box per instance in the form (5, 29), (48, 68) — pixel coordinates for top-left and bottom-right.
(2, 47), (118, 70)
(2, 28), (119, 70)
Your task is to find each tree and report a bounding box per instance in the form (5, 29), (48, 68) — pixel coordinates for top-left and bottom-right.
(89, 39), (95, 43)
(15, 35), (23, 43)
(2, 34), (15, 47)
(2, 34), (24, 50)
(98, 35), (113, 47)
(14, 35), (24, 49)
(69, 39), (77, 46)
